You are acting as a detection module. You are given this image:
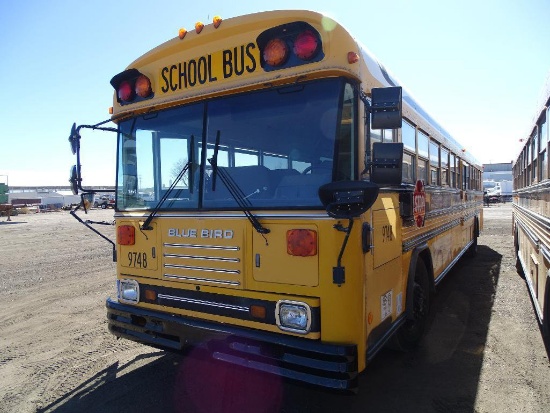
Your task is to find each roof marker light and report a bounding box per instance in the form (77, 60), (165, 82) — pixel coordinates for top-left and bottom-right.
(213, 15), (222, 28)
(179, 28), (187, 39)
(195, 21), (204, 34)
(348, 52), (360, 64)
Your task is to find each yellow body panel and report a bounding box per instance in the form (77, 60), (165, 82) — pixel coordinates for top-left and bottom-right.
(252, 223), (319, 286)
(118, 221), (159, 272)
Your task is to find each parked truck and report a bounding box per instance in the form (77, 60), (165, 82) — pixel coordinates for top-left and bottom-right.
(485, 180), (512, 203)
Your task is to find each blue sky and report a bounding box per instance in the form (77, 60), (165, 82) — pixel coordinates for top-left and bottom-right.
(1, 0), (549, 186)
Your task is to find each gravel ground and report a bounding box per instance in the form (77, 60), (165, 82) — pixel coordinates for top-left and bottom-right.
(0, 204), (548, 413)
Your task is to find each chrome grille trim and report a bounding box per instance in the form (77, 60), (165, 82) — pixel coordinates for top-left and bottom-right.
(164, 263), (241, 274)
(157, 294), (248, 312)
(163, 274), (241, 286)
(164, 253), (240, 263)
(164, 243), (240, 251)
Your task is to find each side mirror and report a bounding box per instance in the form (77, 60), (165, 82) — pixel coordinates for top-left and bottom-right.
(69, 165), (80, 195)
(81, 192), (95, 212)
(371, 142), (404, 186)
(318, 180), (379, 219)
(371, 86), (402, 130)
(69, 123), (80, 155)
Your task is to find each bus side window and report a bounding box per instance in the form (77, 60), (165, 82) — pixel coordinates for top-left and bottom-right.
(383, 129), (395, 143)
(450, 153), (456, 187)
(462, 161), (470, 190)
(429, 140), (440, 186)
(401, 120), (416, 184)
(538, 113), (547, 181)
(417, 130), (429, 183)
(371, 128), (382, 147)
(402, 151), (415, 183)
(441, 147), (449, 186)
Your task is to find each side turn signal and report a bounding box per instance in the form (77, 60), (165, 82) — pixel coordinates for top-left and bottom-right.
(117, 225), (135, 245)
(287, 229), (317, 257)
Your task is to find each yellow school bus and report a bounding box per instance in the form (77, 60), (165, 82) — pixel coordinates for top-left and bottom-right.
(68, 10), (483, 390)
(513, 86), (550, 337)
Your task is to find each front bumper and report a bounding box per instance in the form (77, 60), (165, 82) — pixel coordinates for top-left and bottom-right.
(106, 298), (358, 390)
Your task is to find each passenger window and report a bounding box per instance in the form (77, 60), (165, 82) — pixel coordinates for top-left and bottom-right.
(418, 131), (428, 159)
(462, 162), (469, 190)
(441, 147), (449, 186)
(417, 130), (429, 183)
(429, 140), (439, 186)
(418, 159), (428, 183)
(450, 153), (456, 187)
(402, 120), (415, 152)
(402, 151), (415, 183)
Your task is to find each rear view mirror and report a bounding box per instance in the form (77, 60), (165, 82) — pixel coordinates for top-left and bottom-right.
(81, 192), (94, 212)
(319, 180), (379, 219)
(69, 165), (80, 195)
(69, 123), (80, 155)
(371, 86), (402, 130)
(371, 142), (404, 186)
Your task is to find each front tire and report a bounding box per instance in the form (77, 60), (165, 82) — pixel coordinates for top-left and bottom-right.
(391, 260), (430, 351)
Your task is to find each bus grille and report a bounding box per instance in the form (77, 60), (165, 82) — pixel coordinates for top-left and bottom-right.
(162, 242), (243, 288)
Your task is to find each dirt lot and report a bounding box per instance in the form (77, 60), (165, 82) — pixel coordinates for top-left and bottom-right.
(0, 204), (549, 413)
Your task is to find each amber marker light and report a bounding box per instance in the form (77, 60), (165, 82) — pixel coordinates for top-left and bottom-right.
(348, 51), (360, 64)
(213, 15), (222, 28)
(195, 21), (204, 34)
(178, 28), (187, 39)
(287, 229), (317, 257)
(144, 289), (157, 301)
(117, 225), (135, 245)
(250, 305), (267, 319)
(108, 107), (113, 115)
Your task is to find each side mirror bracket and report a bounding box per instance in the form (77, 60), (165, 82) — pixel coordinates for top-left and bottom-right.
(319, 181), (379, 286)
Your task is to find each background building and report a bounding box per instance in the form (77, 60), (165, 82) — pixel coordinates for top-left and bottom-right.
(483, 162), (512, 183)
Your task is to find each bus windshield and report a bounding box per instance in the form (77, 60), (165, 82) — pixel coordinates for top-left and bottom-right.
(117, 78), (356, 211)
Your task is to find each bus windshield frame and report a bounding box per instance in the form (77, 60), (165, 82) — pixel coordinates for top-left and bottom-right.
(116, 77), (357, 211)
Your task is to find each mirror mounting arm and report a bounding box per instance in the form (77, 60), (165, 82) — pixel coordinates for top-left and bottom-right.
(70, 203), (117, 262)
(357, 88), (372, 176)
(332, 218), (354, 286)
(68, 120), (119, 196)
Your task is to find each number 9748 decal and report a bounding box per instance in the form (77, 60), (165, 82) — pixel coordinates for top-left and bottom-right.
(127, 251), (147, 269)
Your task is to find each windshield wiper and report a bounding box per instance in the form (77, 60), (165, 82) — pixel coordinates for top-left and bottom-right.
(142, 135), (195, 230)
(208, 131), (270, 237)
(141, 161), (190, 230)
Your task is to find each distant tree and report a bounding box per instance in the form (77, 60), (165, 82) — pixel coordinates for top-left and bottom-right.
(170, 158), (189, 187)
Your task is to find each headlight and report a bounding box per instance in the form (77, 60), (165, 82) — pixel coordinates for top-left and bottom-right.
(276, 300), (311, 334)
(118, 279), (140, 304)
